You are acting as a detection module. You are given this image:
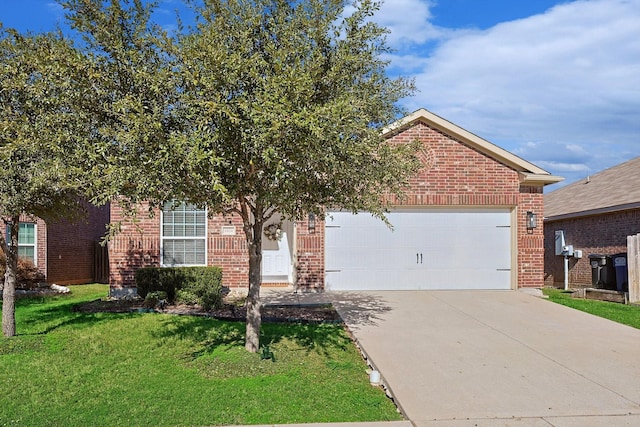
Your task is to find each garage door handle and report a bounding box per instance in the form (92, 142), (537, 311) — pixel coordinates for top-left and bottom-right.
(416, 253), (423, 264)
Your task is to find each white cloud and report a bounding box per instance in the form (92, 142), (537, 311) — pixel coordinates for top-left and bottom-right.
(534, 161), (591, 173)
(385, 0), (640, 187)
(375, 0), (442, 45)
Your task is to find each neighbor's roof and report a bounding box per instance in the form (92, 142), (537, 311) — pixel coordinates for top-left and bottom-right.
(383, 108), (563, 186)
(545, 156), (640, 221)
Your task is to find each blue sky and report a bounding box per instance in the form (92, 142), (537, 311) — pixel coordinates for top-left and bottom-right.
(1, 0), (639, 191)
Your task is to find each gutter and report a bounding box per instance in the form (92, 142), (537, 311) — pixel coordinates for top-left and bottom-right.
(519, 172), (564, 186)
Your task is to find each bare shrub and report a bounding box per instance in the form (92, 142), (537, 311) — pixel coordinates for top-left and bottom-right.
(0, 249), (46, 289)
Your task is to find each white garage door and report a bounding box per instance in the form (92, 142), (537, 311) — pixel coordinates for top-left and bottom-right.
(325, 209), (512, 291)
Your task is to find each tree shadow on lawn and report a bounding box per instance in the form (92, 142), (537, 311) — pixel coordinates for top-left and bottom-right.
(151, 314), (353, 359)
(146, 291), (395, 358)
(261, 322), (353, 356)
(13, 296), (139, 336)
(8, 290), (393, 358)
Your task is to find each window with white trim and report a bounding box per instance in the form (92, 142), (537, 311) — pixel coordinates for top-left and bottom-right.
(161, 202), (206, 266)
(5, 223), (37, 265)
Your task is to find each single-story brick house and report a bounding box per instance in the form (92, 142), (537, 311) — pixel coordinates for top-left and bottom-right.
(108, 108), (562, 297)
(3, 204), (111, 285)
(544, 156), (640, 289)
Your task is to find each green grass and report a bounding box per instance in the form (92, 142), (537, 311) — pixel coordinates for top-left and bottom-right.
(542, 288), (640, 329)
(0, 285), (400, 426)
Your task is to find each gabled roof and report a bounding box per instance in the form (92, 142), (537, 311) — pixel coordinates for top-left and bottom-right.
(384, 109), (563, 186)
(545, 156), (640, 221)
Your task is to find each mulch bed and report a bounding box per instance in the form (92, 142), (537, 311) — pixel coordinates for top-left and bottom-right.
(72, 299), (343, 324)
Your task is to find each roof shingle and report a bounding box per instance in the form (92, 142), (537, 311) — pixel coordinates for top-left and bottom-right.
(544, 156), (640, 220)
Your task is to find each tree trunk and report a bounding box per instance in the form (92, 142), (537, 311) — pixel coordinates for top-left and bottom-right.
(244, 213), (264, 353)
(2, 216), (20, 337)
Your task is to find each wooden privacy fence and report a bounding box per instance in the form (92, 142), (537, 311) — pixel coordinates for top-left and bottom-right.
(628, 233), (640, 304)
(93, 241), (109, 284)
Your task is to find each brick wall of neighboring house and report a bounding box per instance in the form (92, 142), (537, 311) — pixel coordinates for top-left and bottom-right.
(7, 205), (109, 285)
(16, 215), (48, 278)
(46, 204), (111, 285)
(544, 208), (640, 287)
(1, 215), (48, 279)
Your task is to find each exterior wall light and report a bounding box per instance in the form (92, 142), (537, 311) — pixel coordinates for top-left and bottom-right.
(526, 211), (537, 230)
(308, 213), (316, 233)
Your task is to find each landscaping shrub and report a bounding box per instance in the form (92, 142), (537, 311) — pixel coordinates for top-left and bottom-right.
(135, 267), (180, 301)
(175, 288), (199, 306)
(0, 249), (46, 289)
(143, 291), (168, 309)
(135, 266), (223, 310)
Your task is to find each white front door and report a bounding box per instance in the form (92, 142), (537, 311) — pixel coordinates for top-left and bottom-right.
(261, 231), (293, 284)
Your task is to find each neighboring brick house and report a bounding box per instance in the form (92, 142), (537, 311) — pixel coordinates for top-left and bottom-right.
(4, 204), (110, 285)
(108, 108), (562, 296)
(544, 157), (640, 288)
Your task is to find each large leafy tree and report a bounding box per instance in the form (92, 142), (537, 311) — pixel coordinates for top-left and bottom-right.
(61, 0), (206, 214)
(0, 28), (91, 336)
(179, 0), (419, 352)
(62, 0), (418, 352)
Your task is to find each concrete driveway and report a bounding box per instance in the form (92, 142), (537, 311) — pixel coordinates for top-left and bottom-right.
(329, 290), (640, 426)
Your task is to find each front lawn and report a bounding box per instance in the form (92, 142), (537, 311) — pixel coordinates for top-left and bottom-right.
(0, 285), (400, 426)
(542, 288), (640, 329)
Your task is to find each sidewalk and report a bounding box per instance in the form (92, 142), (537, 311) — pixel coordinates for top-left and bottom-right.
(229, 423), (412, 427)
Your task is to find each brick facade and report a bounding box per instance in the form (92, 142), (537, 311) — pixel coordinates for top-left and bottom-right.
(108, 203), (325, 294)
(518, 186), (545, 288)
(384, 122), (545, 288)
(7, 205), (110, 285)
(16, 215), (48, 277)
(544, 208), (640, 287)
(294, 216), (325, 291)
(108, 203), (161, 291)
(109, 115), (550, 294)
(45, 204), (111, 285)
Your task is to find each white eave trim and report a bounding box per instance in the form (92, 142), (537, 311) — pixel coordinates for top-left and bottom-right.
(519, 172), (564, 186)
(384, 109), (563, 185)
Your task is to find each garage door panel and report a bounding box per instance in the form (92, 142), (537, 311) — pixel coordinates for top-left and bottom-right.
(326, 246), (410, 269)
(325, 209), (512, 291)
(327, 269), (511, 291)
(326, 270), (404, 291)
